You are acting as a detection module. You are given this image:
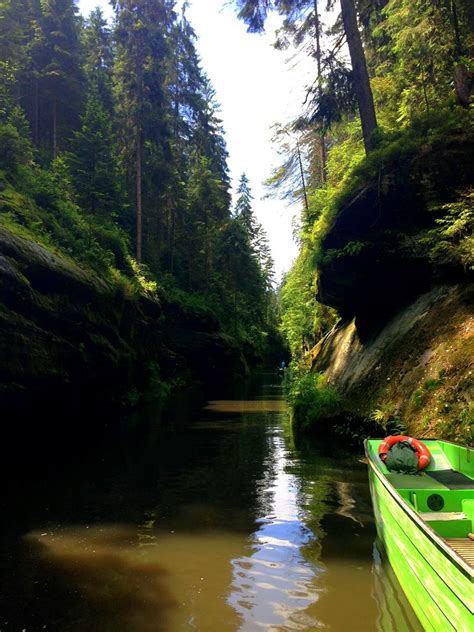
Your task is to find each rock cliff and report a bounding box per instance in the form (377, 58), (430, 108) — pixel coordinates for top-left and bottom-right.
(311, 284), (473, 442)
(309, 128), (473, 442)
(0, 226), (245, 411)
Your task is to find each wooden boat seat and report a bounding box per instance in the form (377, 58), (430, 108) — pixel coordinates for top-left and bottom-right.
(427, 470), (474, 490)
(419, 511), (466, 521)
(387, 470), (474, 491)
(445, 538), (474, 568)
(420, 511), (473, 538)
(386, 473), (449, 489)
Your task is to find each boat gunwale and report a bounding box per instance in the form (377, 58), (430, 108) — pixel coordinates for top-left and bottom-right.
(364, 439), (474, 582)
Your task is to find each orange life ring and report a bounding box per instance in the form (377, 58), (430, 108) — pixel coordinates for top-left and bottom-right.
(378, 435), (431, 470)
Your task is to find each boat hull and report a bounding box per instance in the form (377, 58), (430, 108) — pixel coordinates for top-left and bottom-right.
(368, 466), (473, 631)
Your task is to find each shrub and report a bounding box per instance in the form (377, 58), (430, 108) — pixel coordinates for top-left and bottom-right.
(285, 366), (341, 432)
(0, 122), (32, 175)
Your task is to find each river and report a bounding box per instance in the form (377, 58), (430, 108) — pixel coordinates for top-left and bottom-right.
(0, 376), (422, 631)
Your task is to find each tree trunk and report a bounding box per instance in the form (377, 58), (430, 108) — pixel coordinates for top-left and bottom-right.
(451, 2), (473, 107)
(454, 64), (474, 107)
(450, 0), (463, 57)
(168, 202), (175, 273)
(33, 76), (39, 146)
(340, 0), (377, 153)
(296, 141), (309, 213)
(313, 0), (327, 182)
(52, 96), (58, 159)
(319, 135), (327, 184)
(136, 127), (142, 263)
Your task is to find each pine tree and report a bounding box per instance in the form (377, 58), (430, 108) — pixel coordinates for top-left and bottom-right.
(165, 10), (231, 276)
(67, 89), (123, 219)
(33, 0), (85, 157)
(113, 0), (175, 263)
(234, 173), (275, 292)
(234, 0), (378, 152)
(235, 173), (255, 233)
(82, 8), (114, 112)
(265, 124), (310, 213)
(274, 0), (327, 180)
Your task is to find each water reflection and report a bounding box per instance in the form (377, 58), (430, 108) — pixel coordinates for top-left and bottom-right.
(1, 377), (422, 631)
(229, 434), (324, 631)
(204, 399), (287, 413)
(373, 542), (423, 632)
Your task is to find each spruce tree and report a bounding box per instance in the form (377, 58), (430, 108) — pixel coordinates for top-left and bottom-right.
(235, 173), (254, 232)
(113, 0), (175, 263)
(82, 8), (114, 112)
(235, 173), (275, 291)
(33, 0), (85, 157)
(67, 89), (122, 219)
(234, 0), (378, 152)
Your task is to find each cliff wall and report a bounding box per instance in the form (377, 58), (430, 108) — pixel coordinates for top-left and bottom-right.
(311, 284), (473, 442)
(0, 226), (245, 412)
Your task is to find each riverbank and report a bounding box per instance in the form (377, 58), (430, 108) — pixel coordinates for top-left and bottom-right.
(311, 283), (473, 442)
(283, 119), (473, 443)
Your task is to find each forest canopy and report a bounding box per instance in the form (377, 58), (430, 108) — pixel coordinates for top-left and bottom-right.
(0, 0), (278, 363)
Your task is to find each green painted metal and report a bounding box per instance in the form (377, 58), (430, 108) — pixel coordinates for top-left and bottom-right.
(365, 439), (474, 631)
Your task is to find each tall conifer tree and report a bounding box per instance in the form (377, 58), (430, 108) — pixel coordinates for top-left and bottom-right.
(33, 0), (84, 157)
(67, 89), (123, 219)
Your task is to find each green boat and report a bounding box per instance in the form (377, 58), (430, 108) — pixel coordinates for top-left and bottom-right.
(365, 438), (474, 631)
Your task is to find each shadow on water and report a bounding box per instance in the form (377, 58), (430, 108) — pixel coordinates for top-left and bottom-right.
(0, 374), (422, 631)
(23, 526), (176, 632)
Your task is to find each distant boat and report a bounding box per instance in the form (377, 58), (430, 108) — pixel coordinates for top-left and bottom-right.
(365, 438), (474, 631)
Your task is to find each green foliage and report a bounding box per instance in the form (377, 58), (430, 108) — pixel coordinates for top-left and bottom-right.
(126, 361), (182, 406)
(0, 160), (131, 279)
(369, 402), (405, 435)
(264, 123), (312, 208)
(413, 389), (424, 409)
(425, 189), (474, 272)
(129, 259), (158, 296)
(279, 247), (338, 358)
(272, 1), (473, 446)
(284, 365), (341, 432)
(459, 403), (474, 441)
(82, 8), (114, 111)
(423, 376), (445, 391)
(0, 122), (32, 174)
(300, 110), (473, 270)
(372, 0), (474, 124)
(67, 90), (124, 219)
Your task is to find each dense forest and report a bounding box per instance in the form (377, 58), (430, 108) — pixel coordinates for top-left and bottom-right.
(0, 0), (281, 408)
(234, 0), (473, 441)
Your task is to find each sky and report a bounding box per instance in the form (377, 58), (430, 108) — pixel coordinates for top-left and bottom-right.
(78, 0), (314, 280)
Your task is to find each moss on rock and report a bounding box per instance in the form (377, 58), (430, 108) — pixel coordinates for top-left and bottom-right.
(311, 285), (473, 443)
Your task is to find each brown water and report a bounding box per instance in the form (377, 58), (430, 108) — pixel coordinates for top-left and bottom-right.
(0, 377), (422, 631)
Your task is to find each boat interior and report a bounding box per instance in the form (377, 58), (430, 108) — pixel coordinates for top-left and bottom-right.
(367, 440), (474, 568)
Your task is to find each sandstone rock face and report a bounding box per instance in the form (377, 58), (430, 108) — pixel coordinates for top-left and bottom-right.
(317, 131), (474, 336)
(311, 285), (474, 441)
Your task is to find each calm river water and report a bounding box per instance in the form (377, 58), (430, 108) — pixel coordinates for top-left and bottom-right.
(0, 376), (422, 631)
